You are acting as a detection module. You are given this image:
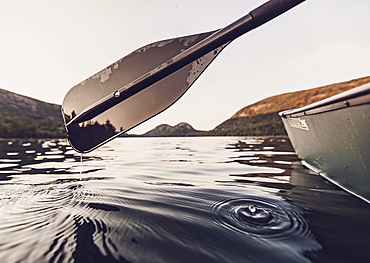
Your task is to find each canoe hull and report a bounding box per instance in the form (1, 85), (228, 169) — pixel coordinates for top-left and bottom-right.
(280, 83), (370, 203)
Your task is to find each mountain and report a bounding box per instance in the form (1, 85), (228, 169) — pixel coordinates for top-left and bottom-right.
(210, 75), (370, 136)
(143, 122), (204, 137)
(231, 75), (370, 118)
(0, 89), (65, 138)
(142, 75), (370, 137)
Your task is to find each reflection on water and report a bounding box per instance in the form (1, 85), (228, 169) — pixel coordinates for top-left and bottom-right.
(0, 139), (105, 183)
(0, 137), (369, 262)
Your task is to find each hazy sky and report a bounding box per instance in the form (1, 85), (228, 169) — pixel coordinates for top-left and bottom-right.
(1, 0), (369, 134)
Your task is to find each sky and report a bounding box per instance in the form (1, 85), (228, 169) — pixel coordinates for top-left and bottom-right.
(0, 0), (369, 134)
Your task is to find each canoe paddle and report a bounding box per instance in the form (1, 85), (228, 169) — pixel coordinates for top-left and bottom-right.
(62, 0), (305, 153)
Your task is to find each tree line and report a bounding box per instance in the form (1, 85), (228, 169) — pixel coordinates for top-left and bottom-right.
(0, 114), (65, 138)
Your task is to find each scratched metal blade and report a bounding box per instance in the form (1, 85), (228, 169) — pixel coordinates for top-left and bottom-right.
(62, 31), (228, 152)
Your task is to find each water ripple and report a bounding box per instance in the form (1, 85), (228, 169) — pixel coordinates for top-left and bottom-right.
(0, 184), (81, 262)
(213, 197), (312, 241)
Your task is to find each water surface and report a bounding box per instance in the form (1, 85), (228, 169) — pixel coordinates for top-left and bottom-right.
(0, 137), (369, 262)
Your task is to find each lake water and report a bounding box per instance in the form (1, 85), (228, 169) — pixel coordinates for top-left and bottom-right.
(0, 136), (369, 263)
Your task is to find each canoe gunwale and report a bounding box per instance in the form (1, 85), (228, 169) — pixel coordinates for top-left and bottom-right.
(279, 82), (370, 118)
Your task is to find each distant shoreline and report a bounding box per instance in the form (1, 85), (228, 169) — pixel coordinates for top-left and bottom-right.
(1, 75), (368, 139)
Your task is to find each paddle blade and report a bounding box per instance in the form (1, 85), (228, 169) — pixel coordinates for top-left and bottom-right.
(62, 31), (228, 153)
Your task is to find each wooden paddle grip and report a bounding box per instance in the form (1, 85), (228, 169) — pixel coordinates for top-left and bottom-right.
(250, 0), (305, 28)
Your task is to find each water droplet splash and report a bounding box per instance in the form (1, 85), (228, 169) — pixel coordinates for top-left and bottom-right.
(248, 205), (257, 213)
(237, 204), (273, 224)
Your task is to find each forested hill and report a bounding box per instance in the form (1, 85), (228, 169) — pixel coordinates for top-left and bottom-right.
(143, 122), (204, 137)
(231, 75), (370, 118)
(0, 89), (65, 138)
(210, 76), (370, 136)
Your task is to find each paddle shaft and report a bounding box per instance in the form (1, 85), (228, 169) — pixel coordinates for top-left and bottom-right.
(67, 0), (305, 127)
